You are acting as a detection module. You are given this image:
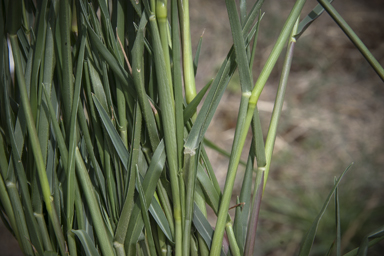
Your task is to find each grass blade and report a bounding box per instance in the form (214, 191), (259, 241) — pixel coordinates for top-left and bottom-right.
(343, 234), (384, 256)
(131, 12), (160, 151)
(93, 94), (129, 170)
(75, 148), (116, 256)
(9, 35), (67, 255)
(4, 85), (45, 254)
(356, 228), (384, 256)
(294, 0), (334, 40)
(66, 13), (87, 243)
(196, 164), (220, 214)
(59, 0), (73, 128)
(263, 18), (299, 189)
(225, 0), (253, 93)
(193, 32), (203, 76)
(183, 80), (212, 124)
(125, 140), (167, 249)
(149, 196), (174, 244)
(210, 2), (262, 253)
(136, 166), (157, 256)
(84, 19), (136, 96)
(192, 203), (226, 256)
(184, 5), (262, 152)
(234, 143), (255, 254)
(114, 146), (137, 253)
(147, 6), (182, 255)
(298, 164), (353, 256)
(72, 229), (101, 256)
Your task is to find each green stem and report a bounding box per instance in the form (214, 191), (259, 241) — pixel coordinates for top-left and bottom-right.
(226, 223), (241, 256)
(178, 0), (197, 103)
(148, 9), (183, 256)
(183, 148), (197, 256)
(210, 1), (307, 255)
(209, 93), (250, 256)
(172, 0), (186, 231)
(264, 18), (298, 190)
(157, 0), (174, 102)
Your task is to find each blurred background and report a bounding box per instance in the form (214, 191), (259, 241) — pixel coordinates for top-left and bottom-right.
(1, 0), (383, 255)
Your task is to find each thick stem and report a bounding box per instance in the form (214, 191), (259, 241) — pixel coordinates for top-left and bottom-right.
(178, 0), (197, 103)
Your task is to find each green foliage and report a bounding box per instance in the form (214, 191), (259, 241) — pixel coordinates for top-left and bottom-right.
(0, 0), (383, 255)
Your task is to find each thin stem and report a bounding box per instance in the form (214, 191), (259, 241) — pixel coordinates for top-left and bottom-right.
(317, 0), (384, 82)
(264, 18), (299, 190)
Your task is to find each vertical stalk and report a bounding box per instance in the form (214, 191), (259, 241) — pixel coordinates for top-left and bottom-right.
(183, 147), (197, 256)
(171, 0), (186, 230)
(264, 18), (299, 189)
(177, 0), (196, 103)
(157, 0), (174, 101)
(148, 10), (182, 256)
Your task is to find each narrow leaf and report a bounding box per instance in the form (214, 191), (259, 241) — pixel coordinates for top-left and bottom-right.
(125, 141), (166, 248)
(93, 94), (129, 170)
(148, 196), (174, 244)
(136, 166), (157, 256)
(294, 0), (334, 39)
(192, 203), (226, 256)
(298, 164), (353, 256)
(72, 229), (101, 256)
(183, 80), (212, 124)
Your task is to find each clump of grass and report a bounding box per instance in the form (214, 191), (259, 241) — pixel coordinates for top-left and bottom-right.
(0, 0), (383, 255)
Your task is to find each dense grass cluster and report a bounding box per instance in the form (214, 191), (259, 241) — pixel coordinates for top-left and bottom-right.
(0, 0), (383, 255)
